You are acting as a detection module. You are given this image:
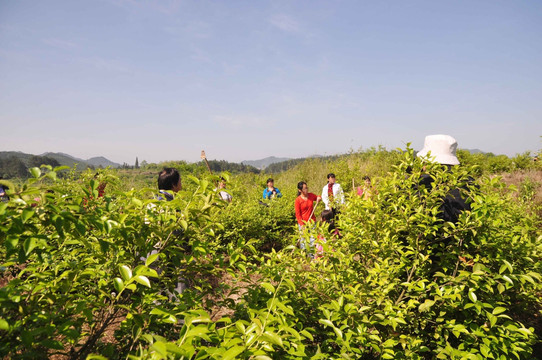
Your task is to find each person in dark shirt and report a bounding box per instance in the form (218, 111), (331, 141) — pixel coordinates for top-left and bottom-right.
(416, 134), (475, 275)
(417, 134), (472, 223)
(150, 167), (186, 297)
(157, 168), (182, 201)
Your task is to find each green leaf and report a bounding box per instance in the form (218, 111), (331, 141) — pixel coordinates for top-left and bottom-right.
(490, 314), (497, 328)
(30, 167), (41, 178)
(120, 265), (132, 281)
(0, 318), (9, 330)
(23, 237), (37, 256)
(113, 278), (124, 292)
(165, 343), (184, 355)
(333, 326), (343, 339)
(319, 319), (334, 328)
(517, 327), (532, 336)
(262, 331), (283, 347)
(520, 274), (535, 285)
(275, 300), (294, 316)
(132, 198), (143, 207)
(46, 171), (57, 181)
(87, 355), (109, 360)
(300, 330), (314, 341)
(188, 175), (200, 185)
(151, 341), (168, 357)
(480, 344), (490, 357)
(492, 307), (506, 315)
(468, 289), (477, 303)
(134, 275), (151, 288)
(418, 299), (435, 312)
(184, 325), (211, 341)
(22, 209), (35, 223)
(502, 275), (514, 285)
(261, 282), (275, 294)
(53, 165), (70, 172)
(150, 308), (177, 324)
(222, 345), (246, 360)
(145, 253), (159, 267)
(502, 259), (513, 273)
(235, 321), (245, 334)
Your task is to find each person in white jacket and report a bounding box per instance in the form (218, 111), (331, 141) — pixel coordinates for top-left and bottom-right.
(321, 173), (345, 212)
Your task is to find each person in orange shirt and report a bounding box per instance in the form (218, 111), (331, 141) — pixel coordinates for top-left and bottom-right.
(295, 181), (321, 253)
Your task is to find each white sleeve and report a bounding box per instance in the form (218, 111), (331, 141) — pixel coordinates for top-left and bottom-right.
(337, 184), (345, 204)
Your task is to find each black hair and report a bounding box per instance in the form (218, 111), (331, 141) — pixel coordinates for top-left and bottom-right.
(297, 181), (306, 196)
(321, 209), (336, 232)
(266, 178), (274, 184)
(362, 175), (371, 181)
(158, 168), (180, 191)
(321, 209), (334, 222)
(327, 173), (336, 179)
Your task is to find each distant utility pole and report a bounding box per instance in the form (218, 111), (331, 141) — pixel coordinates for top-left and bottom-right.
(135, 157), (139, 169)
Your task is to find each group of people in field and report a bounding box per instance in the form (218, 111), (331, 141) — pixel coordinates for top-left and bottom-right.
(294, 173), (374, 227)
(156, 134), (471, 258)
(293, 173), (376, 257)
(291, 134), (472, 257)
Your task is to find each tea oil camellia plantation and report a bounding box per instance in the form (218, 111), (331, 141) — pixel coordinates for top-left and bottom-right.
(0, 146), (541, 359)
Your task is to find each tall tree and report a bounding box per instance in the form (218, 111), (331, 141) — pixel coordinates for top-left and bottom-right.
(135, 157), (139, 169)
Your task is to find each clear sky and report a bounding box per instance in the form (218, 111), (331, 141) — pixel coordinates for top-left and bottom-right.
(1, 0), (541, 164)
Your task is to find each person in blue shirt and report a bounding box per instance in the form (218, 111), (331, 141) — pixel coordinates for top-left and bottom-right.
(262, 178), (282, 199)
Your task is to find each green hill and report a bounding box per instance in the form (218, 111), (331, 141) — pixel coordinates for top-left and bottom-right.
(0, 151), (120, 179)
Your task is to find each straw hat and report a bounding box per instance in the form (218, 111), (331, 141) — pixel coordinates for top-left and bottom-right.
(417, 134), (460, 165)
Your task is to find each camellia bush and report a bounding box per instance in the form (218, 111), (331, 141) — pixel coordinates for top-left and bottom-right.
(1, 148), (541, 359)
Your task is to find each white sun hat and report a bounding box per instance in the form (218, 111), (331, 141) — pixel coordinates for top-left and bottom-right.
(417, 134), (460, 165)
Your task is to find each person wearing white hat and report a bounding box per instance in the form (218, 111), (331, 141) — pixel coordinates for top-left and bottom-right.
(416, 134), (471, 224)
(417, 134), (460, 166)
(416, 135), (475, 275)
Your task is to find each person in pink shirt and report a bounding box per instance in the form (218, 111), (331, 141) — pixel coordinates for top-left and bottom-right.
(356, 176), (376, 200)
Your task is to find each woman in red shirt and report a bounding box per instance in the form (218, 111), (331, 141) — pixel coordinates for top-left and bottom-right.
(295, 181), (321, 253)
(295, 181), (321, 226)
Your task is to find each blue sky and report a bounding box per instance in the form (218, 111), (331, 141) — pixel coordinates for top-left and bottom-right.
(1, 0), (541, 164)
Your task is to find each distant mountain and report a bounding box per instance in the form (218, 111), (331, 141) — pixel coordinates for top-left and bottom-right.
(241, 156), (291, 170)
(40, 152), (88, 168)
(0, 151), (34, 162)
(462, 148), (485, 154)
(86, 156), (121, 168)
(0, 151), (120, 178)
(39, 152), (120, 168)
